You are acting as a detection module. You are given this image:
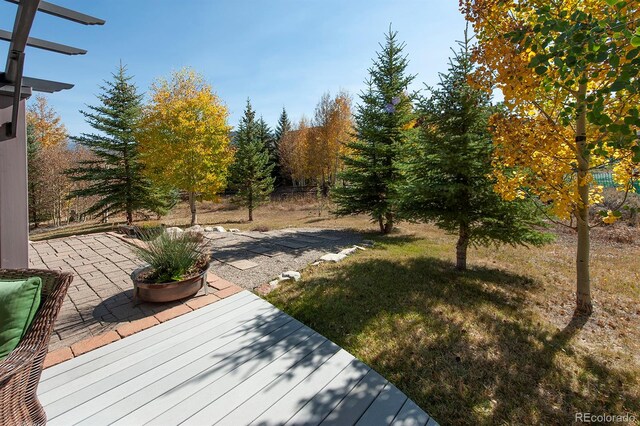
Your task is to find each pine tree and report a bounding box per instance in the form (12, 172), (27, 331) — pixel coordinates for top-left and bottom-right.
(229, 100), (275, 221)
(333, 28), (417, 234)
(68, 64), (169, 224)
(398, 34), (552, 270)
(274, 107), (292, 144)
(273, 107), (292, 185)
(257, 116), (276, 166)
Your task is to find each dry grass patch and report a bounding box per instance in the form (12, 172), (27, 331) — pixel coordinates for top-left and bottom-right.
(30, 197), (372, 241)
(266, 225), (640, 425)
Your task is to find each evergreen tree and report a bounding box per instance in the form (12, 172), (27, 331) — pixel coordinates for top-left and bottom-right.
(274, 107), (292, 144)
(273, 107), (292, 185)
(257, 116), (276, 165)
(229, 100), (275, 221)
(68, 64), (170, 224)
(398, 34), (552, 270)
(333, 28), (417, 233)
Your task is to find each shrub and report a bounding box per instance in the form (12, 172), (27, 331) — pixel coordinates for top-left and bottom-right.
(133, 231), (207, 283)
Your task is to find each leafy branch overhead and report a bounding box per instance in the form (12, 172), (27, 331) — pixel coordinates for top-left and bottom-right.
(464, 0), (640, 314)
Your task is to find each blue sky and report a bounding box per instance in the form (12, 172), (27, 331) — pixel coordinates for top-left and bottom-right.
(0, 0), (467, 136)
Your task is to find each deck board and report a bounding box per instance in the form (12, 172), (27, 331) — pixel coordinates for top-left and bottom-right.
(284, 358), (371, 425)
(391, 399), (431, 426)
(52, 316), (300, 425)
(40, 291), (434, 425)
(250, 350), (355, 425)
(355, 383), (408, 426)
(216, 343), (343, 425)
(41, 295), (265, 404)
(320, 369), (388, 425)
(181, 334), (331, 425)
(40, 292), (255, 390)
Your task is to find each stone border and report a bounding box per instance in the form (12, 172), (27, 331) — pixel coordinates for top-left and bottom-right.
(43, 274), (243, 369)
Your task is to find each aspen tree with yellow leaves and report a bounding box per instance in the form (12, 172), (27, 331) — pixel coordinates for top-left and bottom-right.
(463, 0), (640, 314)
(311, 91), (354, 196)
(138, 69), (233, 226)
(26, 96), (72, 227)
(27, 96), (67, 149)
(279, 117), (313, 186)
(277, 93), (353, 194)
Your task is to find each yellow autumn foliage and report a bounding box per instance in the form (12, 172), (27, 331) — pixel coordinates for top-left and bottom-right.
(138, 68), (233, 200)
(464, 0), (640, 221)
(27, 95), (67, 148)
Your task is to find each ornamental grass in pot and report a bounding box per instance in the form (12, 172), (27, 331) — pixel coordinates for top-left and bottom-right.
(130, 231), (210, 303)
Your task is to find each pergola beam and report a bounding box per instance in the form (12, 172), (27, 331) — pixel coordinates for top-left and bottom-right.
(5, 0), (105, 26)
(0, 74), (73, 93)
(0, 29), (87, 55)
(4, 0), (39, 83)
(0, 0), (103, 268)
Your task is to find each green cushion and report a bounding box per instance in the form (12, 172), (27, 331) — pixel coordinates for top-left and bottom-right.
(0, 277), (42, 360)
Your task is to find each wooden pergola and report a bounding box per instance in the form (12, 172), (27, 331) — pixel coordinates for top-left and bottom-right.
(0, 0), (103, 267)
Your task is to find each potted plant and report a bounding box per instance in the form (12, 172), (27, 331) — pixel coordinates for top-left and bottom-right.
(130, 230), (210, 303)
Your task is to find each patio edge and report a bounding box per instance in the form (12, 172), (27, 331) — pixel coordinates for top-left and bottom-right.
(43, 274), (243, 369)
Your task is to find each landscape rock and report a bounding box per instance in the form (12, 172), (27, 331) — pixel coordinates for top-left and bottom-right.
(165, 227), (184, 237)
(361, 240), (375, 248)
(339, 247), (359, 256)
(281, 271), (301, 281)
(213, 226), (227, 233)
(269, 279), (280, 288)
(203, 226), (214, 232)
(229, 228), (240, 233)
(186, 225), (204, 234)
(320, 253), (347, 263)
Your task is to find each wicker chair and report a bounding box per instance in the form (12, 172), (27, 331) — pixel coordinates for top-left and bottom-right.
(0, 269), (73, 426)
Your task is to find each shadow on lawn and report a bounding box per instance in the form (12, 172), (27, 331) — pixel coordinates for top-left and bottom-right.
(267, 256), (639, 425)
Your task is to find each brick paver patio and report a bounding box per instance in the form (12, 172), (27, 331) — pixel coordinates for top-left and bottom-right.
(29, 228), (360, 360)
(28, 233), (237, 355)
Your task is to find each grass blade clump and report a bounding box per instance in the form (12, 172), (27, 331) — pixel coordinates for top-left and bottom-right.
(134, 230), (207, 283)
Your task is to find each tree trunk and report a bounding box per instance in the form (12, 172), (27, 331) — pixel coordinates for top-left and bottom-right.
(456, 223), (469, 271)
(383, 212), (394, 234)
(32, 204), (38, 229)
(575, 82), (592, 315)
(124, 146), (132, 226)
(321, 172), (329, 197)
(248, 189), (253, 222)
(189, 192), (197, 226)
(378, 216), (384, 233)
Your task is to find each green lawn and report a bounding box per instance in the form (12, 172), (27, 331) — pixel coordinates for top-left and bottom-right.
(266, 228), (640, 425)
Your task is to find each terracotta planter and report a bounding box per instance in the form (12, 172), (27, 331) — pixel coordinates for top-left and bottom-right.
(131, 264), (209, 303)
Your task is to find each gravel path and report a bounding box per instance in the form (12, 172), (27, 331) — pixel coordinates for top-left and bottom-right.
(203, 228), (362, 290)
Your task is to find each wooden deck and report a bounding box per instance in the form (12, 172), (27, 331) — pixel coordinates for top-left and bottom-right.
(39, 291), (436, 425)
